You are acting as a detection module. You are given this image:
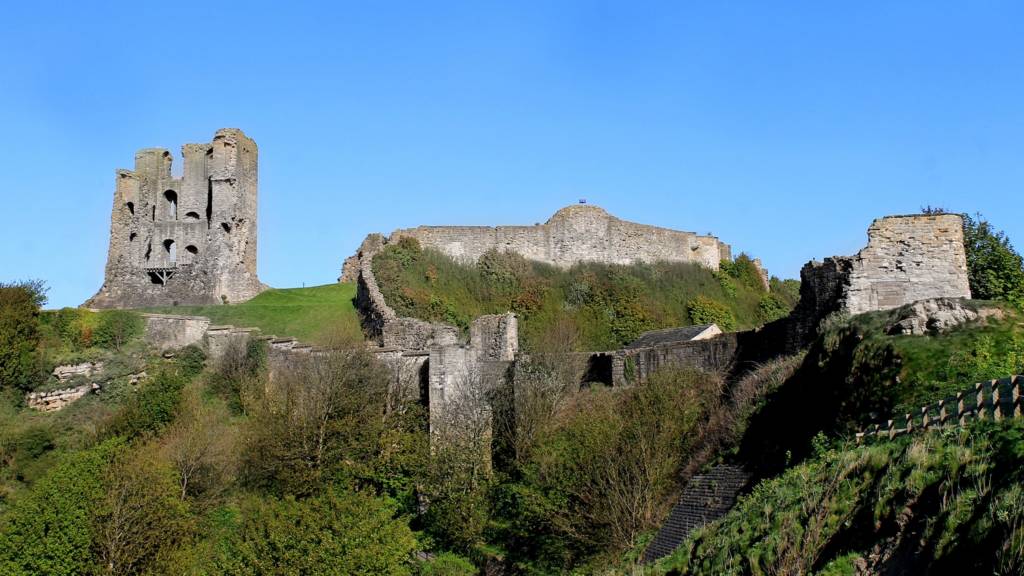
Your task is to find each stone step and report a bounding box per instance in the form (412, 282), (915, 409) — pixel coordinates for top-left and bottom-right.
(642, 464), (749, 564)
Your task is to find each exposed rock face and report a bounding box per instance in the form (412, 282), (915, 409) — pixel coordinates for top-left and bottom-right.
(341, 204), (769, 286)
(87, 128), (263, 308)
(52, 361), (104, 383)
(27, 383), (99, 412)
(887, 298), (981, 336)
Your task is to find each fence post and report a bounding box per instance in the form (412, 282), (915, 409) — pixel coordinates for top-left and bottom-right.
(994, 384), (1004, 422)
(976, 382), (986, 421)
(887, 419), (896, 440)
(957, 392), (966, 426)
(905, 413), (913, 434)
(938, 399), (947, 426)
(921, 406), (930, 430)
(1014, 376), (1022, 419)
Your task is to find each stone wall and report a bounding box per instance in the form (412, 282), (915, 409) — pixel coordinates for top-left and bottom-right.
(342, 204), (766, 282)
(352, 234), (459, 350)
(87, 128), (263, 308)
(428, 313), (518, 440)
(613, 333), (740, 386)
(844, 214), (970, 315)
(26, 383), (99, 412)
(142, 314), (211, 351)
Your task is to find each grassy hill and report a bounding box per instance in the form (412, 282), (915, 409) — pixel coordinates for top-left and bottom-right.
(144, 283), (362, 346)
(372, 238), (799, 351)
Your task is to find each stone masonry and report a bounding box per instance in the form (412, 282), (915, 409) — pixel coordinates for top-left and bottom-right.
(87, 128), (263, 308)
(342, 204), (769, 284)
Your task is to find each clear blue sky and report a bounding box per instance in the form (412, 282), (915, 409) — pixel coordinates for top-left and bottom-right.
(1, 1), (1021, 308)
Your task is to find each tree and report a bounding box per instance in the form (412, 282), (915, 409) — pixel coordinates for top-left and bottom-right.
(212, 489), (417, 575)
(240, 350), (389, 495)
(0, 280), (46, 390)
(0, 439), (122, 576)
(962, 213), (1024, 306)
(92, 444), (189, 576)
(163, 389), (238, 501)
(93, 310), (143, 351)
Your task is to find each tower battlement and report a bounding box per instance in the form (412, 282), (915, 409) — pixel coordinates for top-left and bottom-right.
(86, 129), (263, 308)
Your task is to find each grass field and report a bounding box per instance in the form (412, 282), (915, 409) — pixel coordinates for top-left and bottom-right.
(144, 283), (362, 345)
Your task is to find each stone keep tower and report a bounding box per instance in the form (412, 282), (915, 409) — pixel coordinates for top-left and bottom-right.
(87, 128), (263, 308)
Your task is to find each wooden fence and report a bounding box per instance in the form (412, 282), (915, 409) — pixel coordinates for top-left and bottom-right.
(856, 375), (1024, 442)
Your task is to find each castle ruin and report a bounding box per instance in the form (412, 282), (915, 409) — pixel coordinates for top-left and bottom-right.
(87, 128), (263, 308)
(341, 204), (769, 287)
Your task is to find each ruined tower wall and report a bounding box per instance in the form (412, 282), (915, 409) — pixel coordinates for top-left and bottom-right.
(844, 214), (970, 315)
(87, 129), (263, 309)
(387, 205), (733, 272)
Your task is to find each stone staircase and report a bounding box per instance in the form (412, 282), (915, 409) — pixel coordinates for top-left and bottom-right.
(642, 464), (749, 564)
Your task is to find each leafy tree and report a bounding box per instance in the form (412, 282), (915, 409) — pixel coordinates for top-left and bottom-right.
(93, 310), (143, 351)
(0, 280), (46, 390)
(212, 489), (417, 575)
(961, 213), (1024, 306)
(687, 295), (737, 331)
(0, 438), (123, 576)
(720, 253), (767, 292)
(92, 444), (189, 576)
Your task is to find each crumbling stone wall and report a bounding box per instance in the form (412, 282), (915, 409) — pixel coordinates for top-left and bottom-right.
(87, 128), (263, 308)
(352, 234), (459, 349)
(428, 313), (518, 441)
(612, 333), (740, 386)
(843, 215), (970, 315)
(142, 314), (211, 351)
(341, 204), (766, 282)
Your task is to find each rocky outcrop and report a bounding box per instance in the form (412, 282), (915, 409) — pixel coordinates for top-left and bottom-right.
(887, 298), (983, 336)
(26, 383), (100, 412)
(52, 361), (105, 383)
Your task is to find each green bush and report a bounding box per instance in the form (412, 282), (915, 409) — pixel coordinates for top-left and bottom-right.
(417, 551), (477, 575)
(92, 310), (143, 351)
(687, 295), (736, 331)
(0, 438), (123, 576)
(0, 280), (46, 390)
(105, 370), (187, 439)
(211, 489), (418, 575)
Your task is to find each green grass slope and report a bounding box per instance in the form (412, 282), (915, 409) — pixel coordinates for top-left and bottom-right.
(651, 421), (1024, 575)
(144, 283), (362, 346)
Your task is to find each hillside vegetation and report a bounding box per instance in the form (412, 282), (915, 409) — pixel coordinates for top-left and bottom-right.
(144, 283), (363, 346)
(373, 238), (799, 351)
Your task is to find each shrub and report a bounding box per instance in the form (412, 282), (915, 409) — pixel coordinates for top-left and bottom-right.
(92, 310), (143, 351)
(417, 552), (476, 575)
(0, 438), (123, 576)
(720, 254), (766, 292)
(687, 295), (736, 331)
(758, 293), (790, 323)
(0, 280), (46, 390)
(105, 370), (187, 439)
(211, 489), (417, 575)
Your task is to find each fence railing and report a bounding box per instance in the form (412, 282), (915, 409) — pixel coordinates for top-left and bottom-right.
(856, 375), (1024, 443)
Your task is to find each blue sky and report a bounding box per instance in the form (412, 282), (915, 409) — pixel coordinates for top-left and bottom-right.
(1, 1), (1021, 308)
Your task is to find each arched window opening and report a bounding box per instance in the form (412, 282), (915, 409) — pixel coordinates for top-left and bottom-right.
(163, 239), (176, 264)
(129, 232), (137, 242)
(164, 190), (178, 220)
(184, 211), (200, 220)
(151, 205), (156, 221)
(126, 202), (134, 215)
(185, 245), (198, 255)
